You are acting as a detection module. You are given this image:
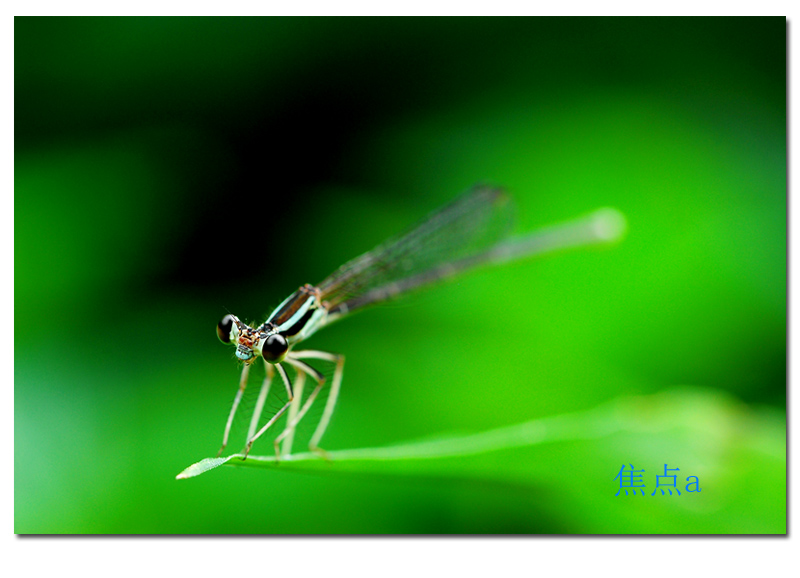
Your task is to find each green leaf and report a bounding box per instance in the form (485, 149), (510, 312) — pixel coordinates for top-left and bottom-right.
(177, 387), (785, 508)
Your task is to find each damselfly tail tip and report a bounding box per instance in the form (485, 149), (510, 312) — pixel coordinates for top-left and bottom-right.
(588, 207), (627, 243)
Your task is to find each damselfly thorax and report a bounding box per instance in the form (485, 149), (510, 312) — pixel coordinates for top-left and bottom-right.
(213, 185), (626, 461)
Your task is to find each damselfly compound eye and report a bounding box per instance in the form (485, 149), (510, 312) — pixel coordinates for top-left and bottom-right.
(216, 315), (235, 344)
(262, 334), (289, 362)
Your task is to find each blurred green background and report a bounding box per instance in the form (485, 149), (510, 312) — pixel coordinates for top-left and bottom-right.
(15, 17), (785, 534)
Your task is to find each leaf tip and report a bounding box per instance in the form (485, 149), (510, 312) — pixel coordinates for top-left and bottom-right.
(176, 456), (231, 479)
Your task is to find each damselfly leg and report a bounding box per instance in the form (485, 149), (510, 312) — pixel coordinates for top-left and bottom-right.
(215, 351), (343, 460)
(275, 357), (326, 457)
(242, 363), (295, 456)
(246, 363), (274, 445)
(276, 367), (306, 457)
(217, 363), (251, 457)
(277, 351), (345, 460)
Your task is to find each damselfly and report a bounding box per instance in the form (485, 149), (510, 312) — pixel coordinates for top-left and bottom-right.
(215, 185), (625, 460)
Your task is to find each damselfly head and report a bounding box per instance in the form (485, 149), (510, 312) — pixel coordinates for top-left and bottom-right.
(216, 314), (289, 365)
(217, 314), (259, 364)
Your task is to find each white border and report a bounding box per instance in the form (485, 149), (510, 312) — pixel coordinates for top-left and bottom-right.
(6, 5), (794, 577)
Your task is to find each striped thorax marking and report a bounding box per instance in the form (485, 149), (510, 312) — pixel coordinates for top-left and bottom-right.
(267, 284), (325, 339)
